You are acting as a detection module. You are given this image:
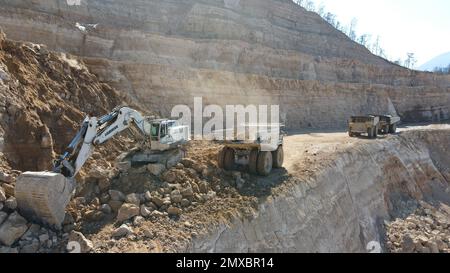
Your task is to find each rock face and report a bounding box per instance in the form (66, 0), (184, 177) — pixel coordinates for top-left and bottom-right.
(0, 27), (128, 172)
(0, 0), (448, 129)
(187, 129), (450, 252)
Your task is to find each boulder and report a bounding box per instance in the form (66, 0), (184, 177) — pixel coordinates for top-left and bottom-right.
(20, 239), (40, 253)
(180, 186), (194, 198)
(206, 191), (217, 200)
(167, 206), (182, 216)
(116, 204), (140, 222)
(0, 246), (19, 253)
(113, 224), (132, 238)
(100, 204), (112, 214)
(147, 164), (166, 176)
(125, 193), (141, 206)
(0, 211), (7, 225)
(68, 231), (94, 253)
(84, 210), (104, 222)
(140, 205), (152, 218)
(108, 200), (124, 212)
(109, 190), (125, 202)
(88, 166), (107, 179)
(1, 183), (14, 197)
(170, 190), (183, 203)
(97, 178), (110, 192)
(181, 158), (196, 168)
(144, 191), (152, 202)
(198, 181), (209, 194)
(133, 216), (144, 226)
(0, 212), (29, 246)
(162, 171), (177, 183)
(151, 210), (165, 218)
(99, 193), (110, 204)
(181, 199), (191, 208)
(192, 163), (206, 174)
(401, 234), (415, 253)
(151, 196), (164, 207)
(0, 172), (13, 184)
(0, 186), (6, 202)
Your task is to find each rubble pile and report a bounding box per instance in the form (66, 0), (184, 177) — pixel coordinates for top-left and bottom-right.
(0, 31), (139, 253)
(386, 201), (450, 253)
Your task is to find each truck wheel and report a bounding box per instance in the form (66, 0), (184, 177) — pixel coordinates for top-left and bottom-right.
(348, 131), (354, 137)
(367, 127), (374, 139)
(223, 148), (235, 171)
(385, 125), (390, 134)
(389, 124), (397, 134)
(217, 148), (226, 168)
(249, 150), (258, 174)
(257, 151), (273, 176)
(374, 126), (378, 138)
(272, 146), (284, 168)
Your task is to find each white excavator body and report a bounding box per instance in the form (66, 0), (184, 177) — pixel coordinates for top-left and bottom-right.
(15, 106), (190, 229)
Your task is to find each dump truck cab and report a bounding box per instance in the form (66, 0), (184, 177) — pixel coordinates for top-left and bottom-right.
(348, 115), (380, 139)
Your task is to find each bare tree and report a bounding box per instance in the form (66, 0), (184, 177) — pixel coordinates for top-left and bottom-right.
(293, 0), (305, 6)
(358, 34), (371, 48)
(305, 0), (315, 11)
(404, 53), (417, 69)
(317, 3), (326, 17)
(347, 18), (358, 41)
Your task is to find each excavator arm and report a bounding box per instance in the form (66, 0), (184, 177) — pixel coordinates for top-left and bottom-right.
(15, 106), (151, 228)
(53, 106), (149, 178)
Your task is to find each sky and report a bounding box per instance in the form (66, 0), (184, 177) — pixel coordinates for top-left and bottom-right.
(309, 0), (450, 68)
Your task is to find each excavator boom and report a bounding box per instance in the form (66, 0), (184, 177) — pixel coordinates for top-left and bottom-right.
(14, 106), (189, 228)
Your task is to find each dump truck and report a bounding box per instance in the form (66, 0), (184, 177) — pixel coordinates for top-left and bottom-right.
(15, 106), (190, 228)
(376, 115), (400, 134)
(348, 115), (380, 139)
(214, 124), (285, 176)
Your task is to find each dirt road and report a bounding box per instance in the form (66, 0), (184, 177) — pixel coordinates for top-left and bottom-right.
(283, 123), (450, 177)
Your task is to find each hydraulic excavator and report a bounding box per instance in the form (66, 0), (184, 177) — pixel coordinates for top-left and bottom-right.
(15, 106), (190, 228)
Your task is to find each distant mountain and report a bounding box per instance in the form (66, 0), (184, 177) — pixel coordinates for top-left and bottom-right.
(419, 51), (450, 72)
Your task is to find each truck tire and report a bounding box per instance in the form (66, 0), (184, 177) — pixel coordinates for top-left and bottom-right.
(389, 124), (397, 134)
(223, 148), (235, 171)
(374, 125), (378, 138)
(367, 127), (374, 139)
(257, 151), (273, 176)
(217, 148), (226, 168)
(349, 131), (354, 137)
(249, 149), (258, 174)
(272, 146), (284, 168)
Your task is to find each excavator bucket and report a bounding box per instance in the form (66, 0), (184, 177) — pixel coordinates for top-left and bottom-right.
(15, 172), (75, 229)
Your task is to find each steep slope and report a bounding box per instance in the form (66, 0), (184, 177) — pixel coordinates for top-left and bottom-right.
(0, 31), (134, 176)
(188, 127), (450, 253)
(0, 0), (449, 128)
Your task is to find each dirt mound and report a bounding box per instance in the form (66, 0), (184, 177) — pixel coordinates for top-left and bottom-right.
(62, 141), (258, 253)
(0, 30), (137, 175)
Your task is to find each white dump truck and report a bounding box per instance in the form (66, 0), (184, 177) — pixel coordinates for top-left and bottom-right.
(377, 115), (401, 134)
(348, 115), (380, 139)
(214, 124), (285, 176)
